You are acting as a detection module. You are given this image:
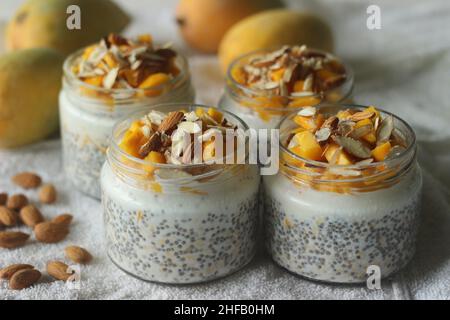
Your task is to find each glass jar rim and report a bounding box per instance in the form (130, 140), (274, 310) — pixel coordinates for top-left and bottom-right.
(226, 47), (354, 108)
(278, 103), (417, 183)
(63, 45), (190, 96)
(108, 103), (250, 182)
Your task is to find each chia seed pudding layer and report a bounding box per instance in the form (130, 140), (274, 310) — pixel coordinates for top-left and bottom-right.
(101, 163), (260, 284)
(263, 165), (422, 283)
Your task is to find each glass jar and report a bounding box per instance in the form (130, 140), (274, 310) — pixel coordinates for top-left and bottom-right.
(59, 49), (195, 199)
(101, 104), (260, 284)
(263, 104), (422, 283)
(219, 49), (354, 129)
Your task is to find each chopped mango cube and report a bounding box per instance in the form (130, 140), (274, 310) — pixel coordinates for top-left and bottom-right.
(207, 108), (224, 123)
(138, 34), (153, 44)
(231, 66), (246, 84)
(144, 151), (166, 173)
(84, 76), (103, 87)
(324, 143), (353, 165)
(371, 141), (392, 162)
(355, 118), (376, 144)
(293, 114), (323, 131)
(289, 131), (323, 161)
(139, 73), (171, 96)
(288, 96), (321, 108)
(195, 107), (205, 118)
(119, 123), (146, 158)
(293, 80), (305, 92)
(270, 68), (285, 82)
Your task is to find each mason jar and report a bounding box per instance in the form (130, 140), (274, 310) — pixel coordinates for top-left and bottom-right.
(264, 104), (422, 283)
(101, 104), (260, 284)
(218, 49), (354, 129)
(59, 49), (195, 199)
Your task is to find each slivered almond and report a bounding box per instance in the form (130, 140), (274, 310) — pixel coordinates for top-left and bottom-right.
(9, 269), (41, 290)
(0, 231), (29, 248)
(12, 172), (42, 189)
(157, 111), (184, 133)
(348, 110), (374, 121)
(0, 264), (34, 280)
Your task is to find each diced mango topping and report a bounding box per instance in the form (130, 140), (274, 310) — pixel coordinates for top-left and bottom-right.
(289, 131), (323, 161)
(324, 143), (353, 165)
(371, 141), (392, 162)
(207, 108), (224, 123)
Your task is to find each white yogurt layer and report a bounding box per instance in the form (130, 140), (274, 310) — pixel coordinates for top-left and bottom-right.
(101, 163), (260, 284)
(263, 164), (423, 283)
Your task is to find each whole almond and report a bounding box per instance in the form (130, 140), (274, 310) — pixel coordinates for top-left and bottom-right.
(20, 205), (44, 227)
(9, 269), (41, 290)
(12, 172), (42, 189)
(47, 261), (72, 281)
(0, 264), (34, 280)
(38, 184), (57, 204)
(0, 231), (29, 248)
(65, 246), (93, 264)
(0, 192), (7, 206)
(34, 222), (69, 243)
(0, 206), (18, 226)
(52, 213), (73, 227)
(6, 194), (28, 211)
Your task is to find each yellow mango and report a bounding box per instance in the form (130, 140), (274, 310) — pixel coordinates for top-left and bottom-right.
(103, 52), (118, 68)
(293, 80), (305, 92)
(119, 125), (145, 158)
(324, 143), (353, 165)
(231, 66), (246, 84)
(288, 96), (321, 108)
(371, 141), (392, 162)
(84, 76), (104, 87)
(293, 114), (323, 131)
(270, 68), (285, 82)
(289, 131), (322, 160)
(355, 118), (376, 144)
(207, 108), (224, 123)
(138, 34), (153, 45)
(144, 151), (166, 173)
(139, 73), (171, 96)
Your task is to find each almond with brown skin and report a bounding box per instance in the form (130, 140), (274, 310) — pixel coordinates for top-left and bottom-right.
(0, 264), (34, 280)
(47, 261), (72, 281)
(0, 206), (18, 226)
(20, 205), (44, 227)
(0, 231), (29, 248)
(39, 184), (57, 204)
(157, 111), (184, 133)
(0, 192), (7, 206)
(65, 246), (93, 264)
(9, 269), (41, 290)
(12, 172), (42, 189)
(6, 194), (28, 211)
(52, 213), (73, 227)
(34, 222), (69, 243)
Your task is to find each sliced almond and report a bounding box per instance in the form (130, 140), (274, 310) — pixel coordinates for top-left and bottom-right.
(0, 264), (34, 280)
(377, 115), (394, 144)
(334, 136), (372, 159)
(9, 269), (41, 290)
(138, 132), (161, 158)
(12, 172), (42, 189)
(158, 111), (184, 133)
(65, 246), (93, 264)
(297, 106), (316, 117)
(315, 127), (331, 142)
(348, 110), (374, 121)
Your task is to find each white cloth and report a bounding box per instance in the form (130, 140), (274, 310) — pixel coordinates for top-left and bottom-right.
(1, 0), (449, 300)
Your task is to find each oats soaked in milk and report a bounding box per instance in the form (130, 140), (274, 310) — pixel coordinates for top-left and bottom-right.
(59, 34), (195, 198)
(264, 104), (422, 283)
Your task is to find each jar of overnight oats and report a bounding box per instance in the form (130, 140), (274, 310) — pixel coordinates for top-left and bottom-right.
(60, 34), (195, 199)
(218, 45), (354, 129)
(264, 104), (422, 283)
(101, 103), (260, 284)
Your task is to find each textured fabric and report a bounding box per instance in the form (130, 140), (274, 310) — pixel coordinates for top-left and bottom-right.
(0, 0), (449, 300)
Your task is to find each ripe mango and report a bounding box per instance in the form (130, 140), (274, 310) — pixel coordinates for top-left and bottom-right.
(176, 0), (283, 53)
(219, 9), (334, 73)
(0, 48), (64, 148)
(6, 0), (130, 55)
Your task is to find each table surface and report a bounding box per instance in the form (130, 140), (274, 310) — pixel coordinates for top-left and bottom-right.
(1, 0), (450, 300)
